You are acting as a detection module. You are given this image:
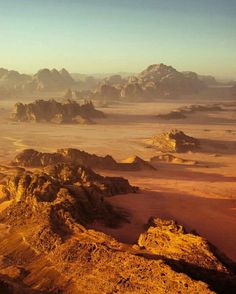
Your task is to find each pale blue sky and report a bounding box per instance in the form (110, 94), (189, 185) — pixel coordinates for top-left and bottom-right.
(0, 0), (235, 78)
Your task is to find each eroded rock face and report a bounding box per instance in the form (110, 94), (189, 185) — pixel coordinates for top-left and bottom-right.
(0, 163), (136, 229)
(11, 99), (104, 124)
(147, 129), (200, 152)
(12, 148), (154, 171)
(0, 160), (235, 293)
(138, 218), (236, 293)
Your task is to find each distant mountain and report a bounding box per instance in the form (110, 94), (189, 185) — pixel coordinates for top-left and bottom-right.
(29, 68), (75, 91)
(94, 63), (205, 101)
(0, 68), (31, 88)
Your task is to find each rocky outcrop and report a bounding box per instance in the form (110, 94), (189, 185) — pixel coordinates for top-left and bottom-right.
(12, 148), (154, 171)
(156, 104), (223, 120)
(0, 68), (31, 89)
(93, 64), (205, 101)
(122, 64), (204, 100)
(147, 129), (200, 152)
(11, 99), (104, 124)
(0, 157), (235, 293)
(0, 163), (136, 228)
(94, 83), (121, 100)
(138, 218), (236, 293)
(150, 154), (198, 165)
(29, 68), (75, 91)
(121, 155), (156, 170)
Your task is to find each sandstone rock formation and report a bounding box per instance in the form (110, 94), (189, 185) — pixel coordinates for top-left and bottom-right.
(150, 154), (198, 165)
(29, 68), (75, 91)
(0, 161), (235, 293)
(147, 129), (200, 152)
(94, 83), (121, 100)
(1, 160), (236, 293)
(93, 64), (205, 101)
(121, 155), (156, 170)
(11, 99), (104, 124)
(0, 163), (136, 227)
(138, 218), (236, 293)
(121, 64), (204, 100)
(12, 148), (154, 171)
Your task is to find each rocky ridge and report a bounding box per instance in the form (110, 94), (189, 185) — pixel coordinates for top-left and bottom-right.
(12, 148), (155, 171)
(11, 99), (104, 124)
(0, 161), (236, 293)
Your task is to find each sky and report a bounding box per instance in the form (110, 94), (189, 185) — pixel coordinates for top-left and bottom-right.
(0, 0), (235, 78)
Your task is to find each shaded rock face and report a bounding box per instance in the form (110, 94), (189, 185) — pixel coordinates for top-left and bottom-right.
(122, 64), (204, 100)
(94, 83), (120, 100)
(11, 99), (104, 124)
(150, 154), (198, 165)
(138, 218), (236, 293)
(30, 68), (75, 91)
(147, 129), (200, 152)
(93, 63), (205, 101)
(12, 148), (154, 171)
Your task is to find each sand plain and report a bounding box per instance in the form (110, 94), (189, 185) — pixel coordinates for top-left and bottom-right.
(0, 95), (236, 261)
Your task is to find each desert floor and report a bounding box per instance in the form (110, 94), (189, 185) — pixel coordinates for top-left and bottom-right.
(0, 96), (236, 261)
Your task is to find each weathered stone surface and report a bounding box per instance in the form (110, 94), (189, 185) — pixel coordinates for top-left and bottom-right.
(11, 99), (104, 124)
(147, 129), (200, 152)
(0, 159), (235, 293)
(12, 148), (154, 171)
(0, 163), (136, 228)
(138, 218), (236, 293)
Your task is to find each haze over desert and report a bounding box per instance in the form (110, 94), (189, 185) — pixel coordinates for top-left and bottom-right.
(0, 0), (236, 293)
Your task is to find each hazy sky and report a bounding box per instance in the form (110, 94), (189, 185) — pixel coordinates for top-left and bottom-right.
(0, 0), (235, 78)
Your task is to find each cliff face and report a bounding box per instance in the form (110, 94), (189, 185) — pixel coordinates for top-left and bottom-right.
(0, 160), (235, 293)
(11, 99), (104, 124)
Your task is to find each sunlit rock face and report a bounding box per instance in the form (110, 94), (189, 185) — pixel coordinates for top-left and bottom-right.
(138, 218), (236, 293)
(1, 158), (235, 293)
(11, 99), (104, 124)
(146, 129), (200, 152)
